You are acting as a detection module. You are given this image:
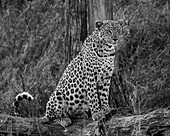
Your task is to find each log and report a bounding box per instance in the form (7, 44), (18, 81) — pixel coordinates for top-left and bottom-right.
(0, 114), (66, 136)
(83, 108), (170, 136)
(0, 108), (170, 136)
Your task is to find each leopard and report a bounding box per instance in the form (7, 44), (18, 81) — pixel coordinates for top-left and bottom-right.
(13, 19), (130, 127)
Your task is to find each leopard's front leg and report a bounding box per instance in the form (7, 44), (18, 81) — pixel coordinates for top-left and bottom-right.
(86, 79), (104, 121)
(98, 76), (112, 114)
(45, 92), (72, 127)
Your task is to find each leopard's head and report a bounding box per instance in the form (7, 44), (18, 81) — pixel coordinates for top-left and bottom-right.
(89, 20), (130, 57)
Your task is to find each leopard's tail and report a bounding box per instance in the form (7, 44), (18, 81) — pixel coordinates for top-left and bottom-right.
(13, 92), (34, 116)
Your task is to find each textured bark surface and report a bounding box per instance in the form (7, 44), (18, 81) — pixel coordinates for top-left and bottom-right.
(1, 108), (170, 136)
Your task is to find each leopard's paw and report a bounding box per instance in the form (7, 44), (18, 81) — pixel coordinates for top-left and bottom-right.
(54, 118), (72, 127)
(92, 111), (105, 121)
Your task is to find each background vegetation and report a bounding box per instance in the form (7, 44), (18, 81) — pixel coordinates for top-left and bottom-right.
(0, 0), (169, 121)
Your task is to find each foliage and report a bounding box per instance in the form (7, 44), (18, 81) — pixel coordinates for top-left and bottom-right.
(116, 0), (170, 110)
(0, 0), (66, 116)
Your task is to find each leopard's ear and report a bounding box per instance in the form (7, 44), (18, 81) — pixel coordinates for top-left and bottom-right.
(95, 20), (103, 30)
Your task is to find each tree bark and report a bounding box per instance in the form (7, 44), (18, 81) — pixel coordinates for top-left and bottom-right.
(80, 0), (88, 43)
(88, 0), (113, 33)
(0, 0), (3, 21)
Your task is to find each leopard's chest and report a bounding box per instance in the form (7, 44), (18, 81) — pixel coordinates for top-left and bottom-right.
(55, 50), (114, 112)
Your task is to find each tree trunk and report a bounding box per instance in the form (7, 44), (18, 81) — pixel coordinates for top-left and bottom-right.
(80, 0), (88, 43)
(0, 0), (3, 21)
(87, 0), (113, 33)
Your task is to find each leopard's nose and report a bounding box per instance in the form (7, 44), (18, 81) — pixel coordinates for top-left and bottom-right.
(113, 38), (118, 42)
